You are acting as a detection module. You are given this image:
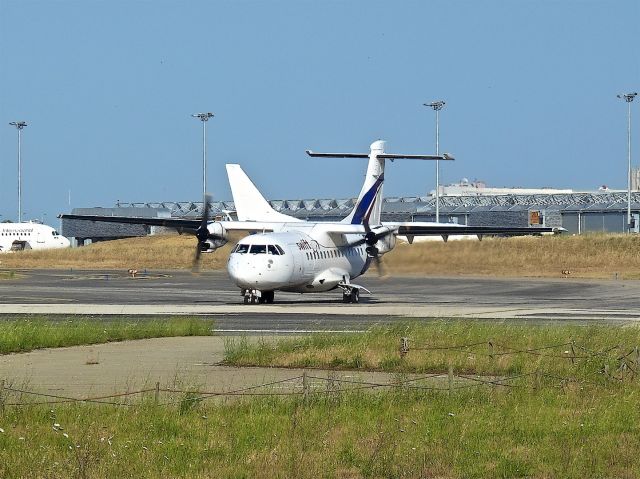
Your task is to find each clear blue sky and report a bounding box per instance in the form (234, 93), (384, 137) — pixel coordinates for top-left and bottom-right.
(1, 0), (638, 223)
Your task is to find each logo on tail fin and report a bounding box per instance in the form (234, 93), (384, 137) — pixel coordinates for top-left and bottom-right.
(350, 174), (384, 225)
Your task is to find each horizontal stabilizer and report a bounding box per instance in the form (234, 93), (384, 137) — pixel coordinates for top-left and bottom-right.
(306, 150), (453, 161)
(379, 153), (454, 161)
(305, 151), (369, 158)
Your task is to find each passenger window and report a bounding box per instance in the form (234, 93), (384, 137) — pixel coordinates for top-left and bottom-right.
(267, 245), (279, 255)
(250, 245), (267, 254)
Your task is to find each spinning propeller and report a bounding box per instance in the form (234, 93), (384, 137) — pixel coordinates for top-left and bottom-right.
(192, 195), (212, 273)
(350, 220), (394, 277)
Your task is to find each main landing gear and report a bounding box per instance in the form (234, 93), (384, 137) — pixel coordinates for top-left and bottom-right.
(342, 288), (360, 304)
(338, 283), (370, 304)
(242, 289), (274, 304)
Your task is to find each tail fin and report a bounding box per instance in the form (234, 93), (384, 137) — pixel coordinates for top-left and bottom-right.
(345, 140), (387, 225)
(226, 164), (301, 222)
(306, 140), (453, 226)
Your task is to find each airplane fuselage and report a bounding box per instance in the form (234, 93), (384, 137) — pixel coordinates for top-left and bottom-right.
(0, 222), (70, 253)
(227, 229), (371, 294)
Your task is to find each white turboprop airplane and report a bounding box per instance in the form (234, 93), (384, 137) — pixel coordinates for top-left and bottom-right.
(61, 140), (561, 304)
(0, 222), (70, 253)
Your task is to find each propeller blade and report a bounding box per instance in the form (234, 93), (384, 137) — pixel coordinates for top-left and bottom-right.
(192, 241), (202, 273)
(192, 194), (212, 273)
(375, 255), (389, 279)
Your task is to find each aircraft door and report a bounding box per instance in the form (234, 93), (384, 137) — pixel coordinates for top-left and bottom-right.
(36, 229), (46, 244)
(291, 244), (316, 282)
(303, 248), (316, 277)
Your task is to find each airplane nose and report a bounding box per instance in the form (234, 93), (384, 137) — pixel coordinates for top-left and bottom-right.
(227, 254), (290, 290)
(227, 256), (256, 288)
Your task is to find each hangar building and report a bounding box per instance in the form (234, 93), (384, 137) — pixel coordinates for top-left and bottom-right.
(61, 190), (640, 245)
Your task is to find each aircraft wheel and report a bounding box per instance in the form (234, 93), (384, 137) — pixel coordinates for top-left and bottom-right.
(263, 291), (275, 304)
(350, 289), (360, 304)
(342, 292), (351, 303)
(243, 296), (249, 305)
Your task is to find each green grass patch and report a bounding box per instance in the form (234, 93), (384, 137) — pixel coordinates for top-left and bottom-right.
(0, 271), (19, 280)
(0, 316), (214, 354)
(1, 384), (639, 478)
(224, 321), (640, 381)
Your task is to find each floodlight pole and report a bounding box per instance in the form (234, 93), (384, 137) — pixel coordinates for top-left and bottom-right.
(9, 121), (28, 223)
(192, 112), (214, 201)
(618, 93), (637, 233)
(424, 101), (445, 222)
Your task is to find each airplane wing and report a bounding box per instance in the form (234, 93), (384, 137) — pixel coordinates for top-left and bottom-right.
(59, 213), (202, 233)
(385, 221), (563, 238)
(59, 213), (293, 234)
(59, 214), (561, 239)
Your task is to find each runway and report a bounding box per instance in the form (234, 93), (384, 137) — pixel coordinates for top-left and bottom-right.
(2, 269), (640, 329)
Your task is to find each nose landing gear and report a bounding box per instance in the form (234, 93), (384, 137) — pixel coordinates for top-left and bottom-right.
(241, 289), (275, 304)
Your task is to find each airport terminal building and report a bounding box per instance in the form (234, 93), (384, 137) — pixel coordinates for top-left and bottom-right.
(62, 185), (640, 244)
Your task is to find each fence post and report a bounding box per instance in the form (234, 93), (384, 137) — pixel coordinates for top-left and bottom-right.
(400, 337), (409, 358)
(488, 341), (494, 360)
(303, 372), (309, 402)
(0, 380), (4, 413)
(570, 340), (576, 365)
(326, 371), (336, 395)
(154, 381), (160, 405)
(448, 364), (454, 395)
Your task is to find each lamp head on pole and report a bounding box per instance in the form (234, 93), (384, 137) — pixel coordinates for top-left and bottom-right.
(192, 112), (214, 122)
(424, 101), (446, 111)
(9, 121), (27, 130)
(617, 93), (638, 103)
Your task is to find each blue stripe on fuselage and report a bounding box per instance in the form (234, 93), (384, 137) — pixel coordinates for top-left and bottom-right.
(351, 174), (384, 225)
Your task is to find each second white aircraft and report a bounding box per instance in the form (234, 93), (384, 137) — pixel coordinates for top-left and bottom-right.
(0, 222), (70, 253)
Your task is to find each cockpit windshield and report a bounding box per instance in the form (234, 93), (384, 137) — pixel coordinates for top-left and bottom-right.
(233, 244), (250, 254)
(250, 244), (267, 254)
(232, 243), (285, 255)
(52, 231), (60, 236)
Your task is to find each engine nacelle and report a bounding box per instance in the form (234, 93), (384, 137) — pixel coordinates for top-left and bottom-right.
(200, 238), (227, 253)
(200, 223), (228, 253)
(375, 229), (397, 254)
(208, 222), (228, 240)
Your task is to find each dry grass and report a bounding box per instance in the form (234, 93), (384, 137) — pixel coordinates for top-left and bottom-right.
(2, 232), (640, 278)
(383, 233), (640, 278)
(0, 234), (234, 271)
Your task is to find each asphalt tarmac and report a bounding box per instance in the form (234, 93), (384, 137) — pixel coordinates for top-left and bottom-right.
(1, 269), (640, 328)
(2, 269), (640, 397)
